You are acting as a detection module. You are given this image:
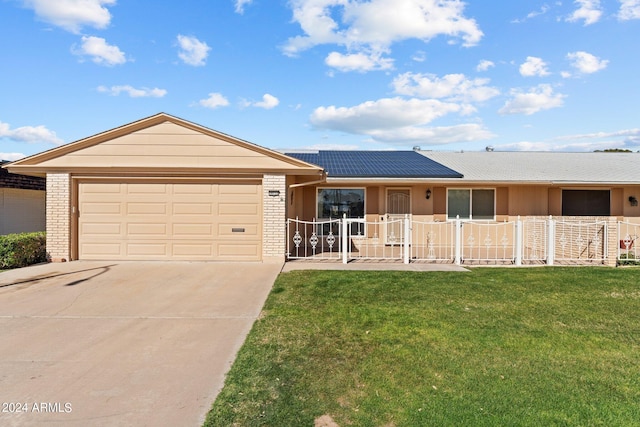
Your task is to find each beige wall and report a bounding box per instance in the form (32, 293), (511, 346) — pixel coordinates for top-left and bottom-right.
(0, 188), (46, 235)
(293, 183), (640, 221)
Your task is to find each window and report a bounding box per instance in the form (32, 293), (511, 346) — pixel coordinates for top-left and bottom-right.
(562, 190), (610, 216)
(317, 188), (365, 219)
(317, 188), (365, 235)
(447, 189), (495, 220)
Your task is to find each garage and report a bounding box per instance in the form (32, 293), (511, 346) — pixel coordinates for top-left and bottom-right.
(78, 181), (262, 260)
(5, 113), (325, 263)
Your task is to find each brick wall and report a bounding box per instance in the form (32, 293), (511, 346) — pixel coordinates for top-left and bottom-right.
(46, 173), (71, 262)
(262, 174), (286, 263)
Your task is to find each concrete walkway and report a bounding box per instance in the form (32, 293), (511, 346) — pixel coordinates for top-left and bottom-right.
(0, 261), (281, 427)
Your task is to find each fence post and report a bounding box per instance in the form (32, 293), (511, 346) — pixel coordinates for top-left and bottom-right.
(547, 215), (555, 266)
(515, 216), (523, 266)
(342, 214), (348, 264)
(454, 215), (462, 265)
(403, 214), (410, 264)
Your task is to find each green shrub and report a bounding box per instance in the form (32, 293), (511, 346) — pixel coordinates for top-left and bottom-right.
(0, 232), (47, 269)
(618, 252), (640, 266)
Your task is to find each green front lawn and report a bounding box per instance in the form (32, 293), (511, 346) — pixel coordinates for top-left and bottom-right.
(205, 268), (640, 426)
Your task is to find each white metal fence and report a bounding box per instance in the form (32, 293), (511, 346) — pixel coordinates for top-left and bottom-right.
(618, 221), (640, 264)
(286, 216), (620, 265)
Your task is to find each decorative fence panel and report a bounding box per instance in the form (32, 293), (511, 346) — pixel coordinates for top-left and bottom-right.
(460, 220), (517, 264)
(345, 218), (405, 261)
(286, 217), (342, 260)
(522, 217), (548, 263)
(411, 220), (456, 262)
(618, 221), (640, 264)
(553, 219), (606, 263)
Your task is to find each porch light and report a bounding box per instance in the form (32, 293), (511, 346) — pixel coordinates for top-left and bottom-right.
(426, 189), (432, 200)
(630, 196), (638, 207)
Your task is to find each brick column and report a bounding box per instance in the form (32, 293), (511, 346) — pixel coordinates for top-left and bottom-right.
(262, 174), (286, 263)
(46, 173), (71, 262)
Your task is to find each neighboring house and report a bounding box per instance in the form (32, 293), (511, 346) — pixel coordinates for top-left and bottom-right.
(4, 113), (640, 264)
(0, 160), (46, 235)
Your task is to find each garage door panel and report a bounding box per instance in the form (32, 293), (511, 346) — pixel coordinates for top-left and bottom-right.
(78, 181), (261, 261)
(173, 184), (215, 194)
(81, 223), (122, 235)
(127, 203), (167, 215)
(127, 183), (169, 194)
(80, 243), (123, 256)
(173, 223), (214, 237)
(218, 203), (259, 215)
(218, 184), (259, 195)
(127, 243), (169, 256)
(219, 224), (259, 236)
(173, 243), (214, 256)
(81, 183), (121, 193)
(173, 203), (213, 215)
(127, 223), (168, 236)
(217, 243), (260, 258)
(82, 203), (122, 215)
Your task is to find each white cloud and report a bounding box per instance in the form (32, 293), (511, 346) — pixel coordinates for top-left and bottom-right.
(283, 0), (483, 69)
(511, 4), (551, 23)
(0, 120), (64, 145)
(325, 51), (394, 72)
(619, 0), (640, 20)
(368, 123), (495, 145)
(566, 0), (602, 25)
(392, 72), (500, 103)
(74, 36), (126, 66)
(244, 94), (280, 109)
(412, 50), (427, 62)
(499, 84), (566, 115)
(198, 93), (230, 109)
(234, 0), (253, 14)
(519, 56), (550, 77)
(498, 129), (640, 152)
(22, 0), (115, 33)
(311, 97), (463, 134)
(476, 59), (495, 72)
(177, 35), (211, 66)
(97, 85), (167, 98)
(0, 152), (27, 161)
(567, 51), (608, 73)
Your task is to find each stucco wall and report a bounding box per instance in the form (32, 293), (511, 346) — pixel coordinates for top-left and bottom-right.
(0, 188), (46, 235)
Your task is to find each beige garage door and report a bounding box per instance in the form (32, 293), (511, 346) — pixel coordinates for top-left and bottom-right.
(78, 181), (262, 260)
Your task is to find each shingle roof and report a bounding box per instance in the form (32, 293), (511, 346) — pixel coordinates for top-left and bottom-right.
(421, 151), (640, 184)
(0, 161), (46, 191)
(285, 151), (463, 178)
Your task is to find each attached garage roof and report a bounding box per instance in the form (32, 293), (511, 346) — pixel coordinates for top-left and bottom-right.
(285, 150), (463, 178)
(5, 113), (325, 178)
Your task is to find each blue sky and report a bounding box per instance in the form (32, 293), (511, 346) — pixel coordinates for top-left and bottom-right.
(1, 0), (639, 160)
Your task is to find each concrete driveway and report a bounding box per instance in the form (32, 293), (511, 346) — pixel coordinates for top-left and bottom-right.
(0, 261), (281, 427)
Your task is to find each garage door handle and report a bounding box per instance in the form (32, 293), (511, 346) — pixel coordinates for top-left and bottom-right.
(232, 228), (245, 233)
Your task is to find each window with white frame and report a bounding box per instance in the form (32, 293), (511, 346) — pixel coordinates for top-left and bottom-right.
(447, 189), (495, 220)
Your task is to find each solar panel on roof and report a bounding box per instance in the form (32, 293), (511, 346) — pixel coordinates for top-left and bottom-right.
(286, 151), (463, 178)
